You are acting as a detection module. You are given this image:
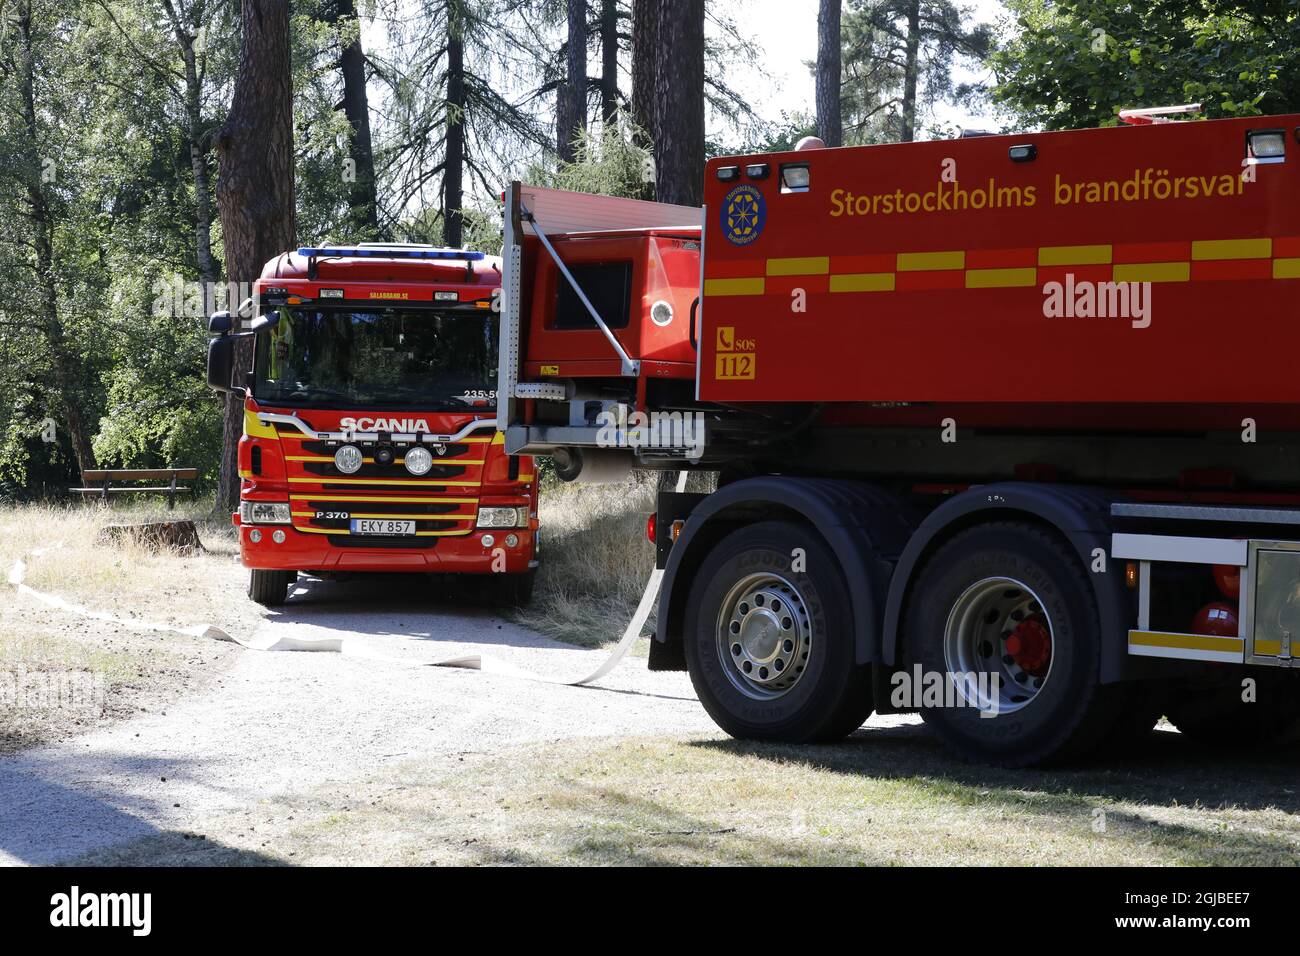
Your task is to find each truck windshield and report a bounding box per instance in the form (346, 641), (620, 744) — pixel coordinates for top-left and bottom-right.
(253, 306), (497, 410)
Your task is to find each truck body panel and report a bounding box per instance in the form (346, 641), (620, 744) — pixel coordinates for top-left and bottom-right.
(698, 115), (1300, 415)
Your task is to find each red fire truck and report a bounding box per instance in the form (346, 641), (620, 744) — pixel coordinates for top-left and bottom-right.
(208, 243), (537, 607)
(498, 110), (1300, 766)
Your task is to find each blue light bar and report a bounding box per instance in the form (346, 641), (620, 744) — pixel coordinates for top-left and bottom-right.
(296, 247), (485, 261)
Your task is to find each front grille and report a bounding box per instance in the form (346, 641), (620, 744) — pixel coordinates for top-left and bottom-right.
(307, 517), (462, 534)
(290, 492), (476, 537)
(326, 535), (441, 549)
(277, 428), (489, 539)
(300, 498), (462, 517)
(300, 460), (469, 480)
(298, 440), (473, 458)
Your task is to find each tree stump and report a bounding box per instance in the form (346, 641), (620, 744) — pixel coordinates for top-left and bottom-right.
(97, 521), (204, 554)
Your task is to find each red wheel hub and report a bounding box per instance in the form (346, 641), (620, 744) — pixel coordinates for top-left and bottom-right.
(1005, 616), (1051, 676)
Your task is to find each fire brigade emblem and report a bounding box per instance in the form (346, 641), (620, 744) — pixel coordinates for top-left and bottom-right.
(721, 184), (765, 245)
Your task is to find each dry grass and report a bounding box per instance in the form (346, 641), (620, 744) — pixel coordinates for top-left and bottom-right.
(87, 728), (1300, 866)
(515, 471), (716, 648)
(514, 476), (660, 647)
(393, 733), (1300, 866)
(0, 499), (250, 752)
(0, 499), (261, 635)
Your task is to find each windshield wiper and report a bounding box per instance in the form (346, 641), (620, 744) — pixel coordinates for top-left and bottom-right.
(277, 386), (361, 404)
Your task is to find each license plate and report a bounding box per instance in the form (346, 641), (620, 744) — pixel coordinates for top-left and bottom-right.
(350, 519), (416, 536)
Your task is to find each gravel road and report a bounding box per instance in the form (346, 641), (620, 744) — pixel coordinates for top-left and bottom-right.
(0, 573), (720, 865)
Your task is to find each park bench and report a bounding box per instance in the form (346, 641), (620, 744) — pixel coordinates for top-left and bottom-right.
(71, 468), (198, 510)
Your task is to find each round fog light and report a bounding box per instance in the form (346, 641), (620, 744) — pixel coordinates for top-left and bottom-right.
(404, 445), (434, 475)
(272, 530), (286, 544)
(481, 534), (495, 548)
(505, 534), (519, 548)
(334, 444), (363, 474)
(249, 529), (262, 543)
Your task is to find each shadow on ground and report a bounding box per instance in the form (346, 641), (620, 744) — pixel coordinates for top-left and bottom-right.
(697, 721), (1300, 813)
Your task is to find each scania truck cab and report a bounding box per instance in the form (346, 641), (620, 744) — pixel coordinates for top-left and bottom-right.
(208, 243), (537, 607)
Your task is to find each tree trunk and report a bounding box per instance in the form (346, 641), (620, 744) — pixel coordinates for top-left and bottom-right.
(652, 0), (704, 207)
(815, 0), (842, 147)
(556, 0), (587, 163)
(15, 0), (97, 473)
(335, 0), (378, 233)
(630, 0), (657, 146)
(442, 2), (466, 247)
(162, 0), (220, 310)
(599, 0), (618, 125)
(214, 0), (296, 514)
(901, 0), (920, 142)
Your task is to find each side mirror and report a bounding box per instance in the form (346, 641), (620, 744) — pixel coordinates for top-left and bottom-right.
(208, 310), (232, 334)
(207, 334), (236, 393)
(247, 311), (280, 334)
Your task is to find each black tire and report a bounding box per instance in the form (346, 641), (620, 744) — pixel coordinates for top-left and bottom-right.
(902, 521), (1125, 767)
(249, 569), (295, 607)
(1167, 670), (1300, 747)
(683, 520), (872, 743)
(495, 569), (536, 608)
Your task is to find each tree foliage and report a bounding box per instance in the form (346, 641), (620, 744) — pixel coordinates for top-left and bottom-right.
(990, 0), (1300, 131)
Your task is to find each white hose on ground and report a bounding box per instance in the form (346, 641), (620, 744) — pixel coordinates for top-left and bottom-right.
(6, 552), (338, 652)
(7, 470), (686, 683)
(431, 470), (688, 685)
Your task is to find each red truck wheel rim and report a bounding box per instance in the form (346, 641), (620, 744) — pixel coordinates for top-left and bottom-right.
(941, 576), (1056, 716)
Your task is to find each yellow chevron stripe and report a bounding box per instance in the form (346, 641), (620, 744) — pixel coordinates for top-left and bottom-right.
(1112, 262), (1190, 283)
(287, 477), (480, 487)
(704, 277), (766, 296)
(1129, 631), (1242, 653)
(1192, 237), (1271, 260)
(829, 272), (895, 293)
(766, 256), (829, 276)
(897, 250), (964, 271)
(1038, 244), (1112, 266)
(289, 494), (479, 503)
(245, 410), (280, 439)
(965, 267), (1038, 289)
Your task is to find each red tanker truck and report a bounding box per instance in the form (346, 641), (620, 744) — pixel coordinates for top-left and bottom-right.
(208, 243), (538, 607)
(497, 109), (1300, 765)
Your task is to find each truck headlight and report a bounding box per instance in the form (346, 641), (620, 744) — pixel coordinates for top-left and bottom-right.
(477, 506), (527, 528)
(334, 444), (364, 474)
(404, 446), (434, 475)
(1248, 129), (1286, 161)
(240, 501), (292, 524)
